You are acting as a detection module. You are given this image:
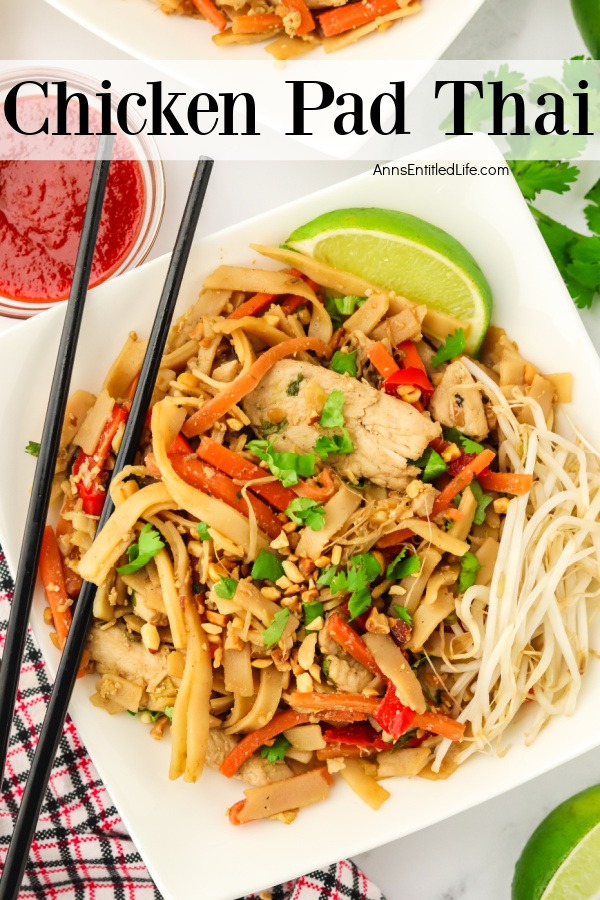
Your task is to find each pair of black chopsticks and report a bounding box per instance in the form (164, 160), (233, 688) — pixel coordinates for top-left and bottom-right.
(0, 138), (213, 898)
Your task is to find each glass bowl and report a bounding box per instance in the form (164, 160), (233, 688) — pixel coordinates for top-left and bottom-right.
(0, 67), (165, 319)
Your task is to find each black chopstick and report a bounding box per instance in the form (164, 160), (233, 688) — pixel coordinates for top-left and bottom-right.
(0, 133), (114, 787)
(0, 156), (214, 900)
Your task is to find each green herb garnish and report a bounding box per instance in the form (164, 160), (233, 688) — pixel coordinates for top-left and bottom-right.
(25, 441), (40, 457)
(196, 521), (211, 541)
(251, 549), (285, 582)
(431, 329), (466, 367)
(258, 419), (288, 438)
(330, 350), (357, 377)
(261, 735), (290, 764)
(285, 497), (325, 531)
(117, 524), (165, 575)
(246, 439), (315, 487)
(347, 587), (373, 620)
(313, 428), (354, 461)
(303, 600), (324, 627)
(386, 548), (420, 580)
(317, 566), (338, 587)
(469, 480), (494, 526)
(319, 390), (346, 428)
(214, 576), (238, 600)
(458, 551), (482, 593)
(164, 706), (174, 721)
(444, 428), (484, 455)
(287, 374), (304, 396)
(393, 605), (413, 626)
(262, 608), (290, 648)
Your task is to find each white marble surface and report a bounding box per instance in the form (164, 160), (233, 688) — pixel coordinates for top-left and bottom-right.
(1, 1), (600, 898)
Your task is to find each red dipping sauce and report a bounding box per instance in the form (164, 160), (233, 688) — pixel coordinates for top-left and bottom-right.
(0, 96), (147, 304)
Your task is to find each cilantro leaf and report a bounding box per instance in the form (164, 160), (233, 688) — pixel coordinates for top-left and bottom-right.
(386, 548), (420, 580)
(117, 524), (165, 575)
(584, 178), (600, 236)
(285, 497), (325, 531)
(260, 734), (290, 764)
(347, 587), (372, 620)
(458, 551), (481, 593)
(331, 350), (357, 377)
(469, 480), (493, 526)
(324, 295), (365, 328)
(164, 706), (174, 721)
(508, 160), (579, 202)
(319, 390), (345, 428)
(214, 576), (238, 600)
(287, 374), (304, 396)
(25, 440), (40, 457)
(313, 428), (354, 461)
(246, 439), (315, 487)
(316, 566), (338, 587)
(413, 446), (447, 483)
(349, 553), (382, 584)
(251, 549), (285, 582)
(196, 521), (210, 541)
(303, 600), (324, 627)
(393, 605), (412, 626)
(431, 329), (465, 367)
(262, 608), (290, 648)
(444, 428), (484, 455)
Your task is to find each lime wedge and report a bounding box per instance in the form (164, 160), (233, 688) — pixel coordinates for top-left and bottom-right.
(512, 785), (600, 900)
(286, 208), (492, 354)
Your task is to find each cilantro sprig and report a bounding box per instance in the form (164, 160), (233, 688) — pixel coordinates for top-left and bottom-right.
(260, 735), (290, 764)
(431, 329), (465, 367)
(117, 524), (164, 575)
(444, 428), (484, 455)
(317, 553), (382, 621)
(330, 349), (357, 377)
(285, 497), (325, 531)
(25, 440), (40, 457)
(251, 549), (285, 582)
(262, 608), (290, 648)
(314, 429), (354, 461)
(196, 521), (211, 541)
(386, 548), (420, 580)
(246, 439), (315, 487)
(319, 390), (346, 428)
(214, 576), (238, 600)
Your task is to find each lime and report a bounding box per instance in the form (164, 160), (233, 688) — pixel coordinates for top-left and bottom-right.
(286, 208), (493, 354)
(512, 784), (600, 900)
(571, 0), (600, 59)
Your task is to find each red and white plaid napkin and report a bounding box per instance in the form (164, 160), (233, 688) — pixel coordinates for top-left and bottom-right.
(0, 551), (385, 900)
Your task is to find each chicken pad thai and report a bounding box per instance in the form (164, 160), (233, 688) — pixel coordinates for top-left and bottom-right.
(38, 226), (600, 825)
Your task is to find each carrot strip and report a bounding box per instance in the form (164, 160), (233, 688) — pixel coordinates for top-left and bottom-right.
(399, 340), (427, 374)
(228, 292), (276, 320)
(444, 507), (464, 522)
(282, 0), (315, 34)
(220, 709), (310, 777)
(294, 468), (335, 502)
(327, 614), (382, 677)
(170, 455), (283, 539)
(228, 799), (247, 825)
(39, 526), (72, 650)
(412, 711), (465, 742)
(192, 0), (228, 30)
(279, 295), (306, 315)
(318, 0), (399, 37)
(431, 449), (496, 517)
(197, 437), (296, 511)
(231, 13), (283, 33)
(367, 341), (399, 379)
(287, 691), (380, 715)
(477, 470), (533, 496)
(376, 527), (414, 549)
(287, 267), (320, 294)
(182, 337), (330, 437)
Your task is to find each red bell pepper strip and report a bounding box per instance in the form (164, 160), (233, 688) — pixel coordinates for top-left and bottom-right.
(323, 723), (390, 751)
(372, 682), (416, 738)
(376, 527), (414, 549)
(383, 367), (434, 398)
(432, 449), (496, 517)
(447, 452), (478, 477)
(72, 405), (128, 516)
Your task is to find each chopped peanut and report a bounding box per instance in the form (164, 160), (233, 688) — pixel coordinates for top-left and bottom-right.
(493, 497), (510, 514)
(441, 443), (462, 463)
(141, 622), (160, 652)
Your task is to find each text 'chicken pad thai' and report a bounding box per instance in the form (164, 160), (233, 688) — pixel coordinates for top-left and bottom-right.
(38, 220), (600, 826)
(155, 0), (422, 58)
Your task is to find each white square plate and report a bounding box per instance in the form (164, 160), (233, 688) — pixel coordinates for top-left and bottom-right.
(1, 135), (600, 900)
(43, 0), (486, 62)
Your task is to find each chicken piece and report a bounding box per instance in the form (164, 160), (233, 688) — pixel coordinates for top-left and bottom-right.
(429, 360), (489, 441)
(242, 360), (440, 491)
(87, 624), (170, 692)
(206, 729), (293, 785)
(324, 654), (373, 693)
